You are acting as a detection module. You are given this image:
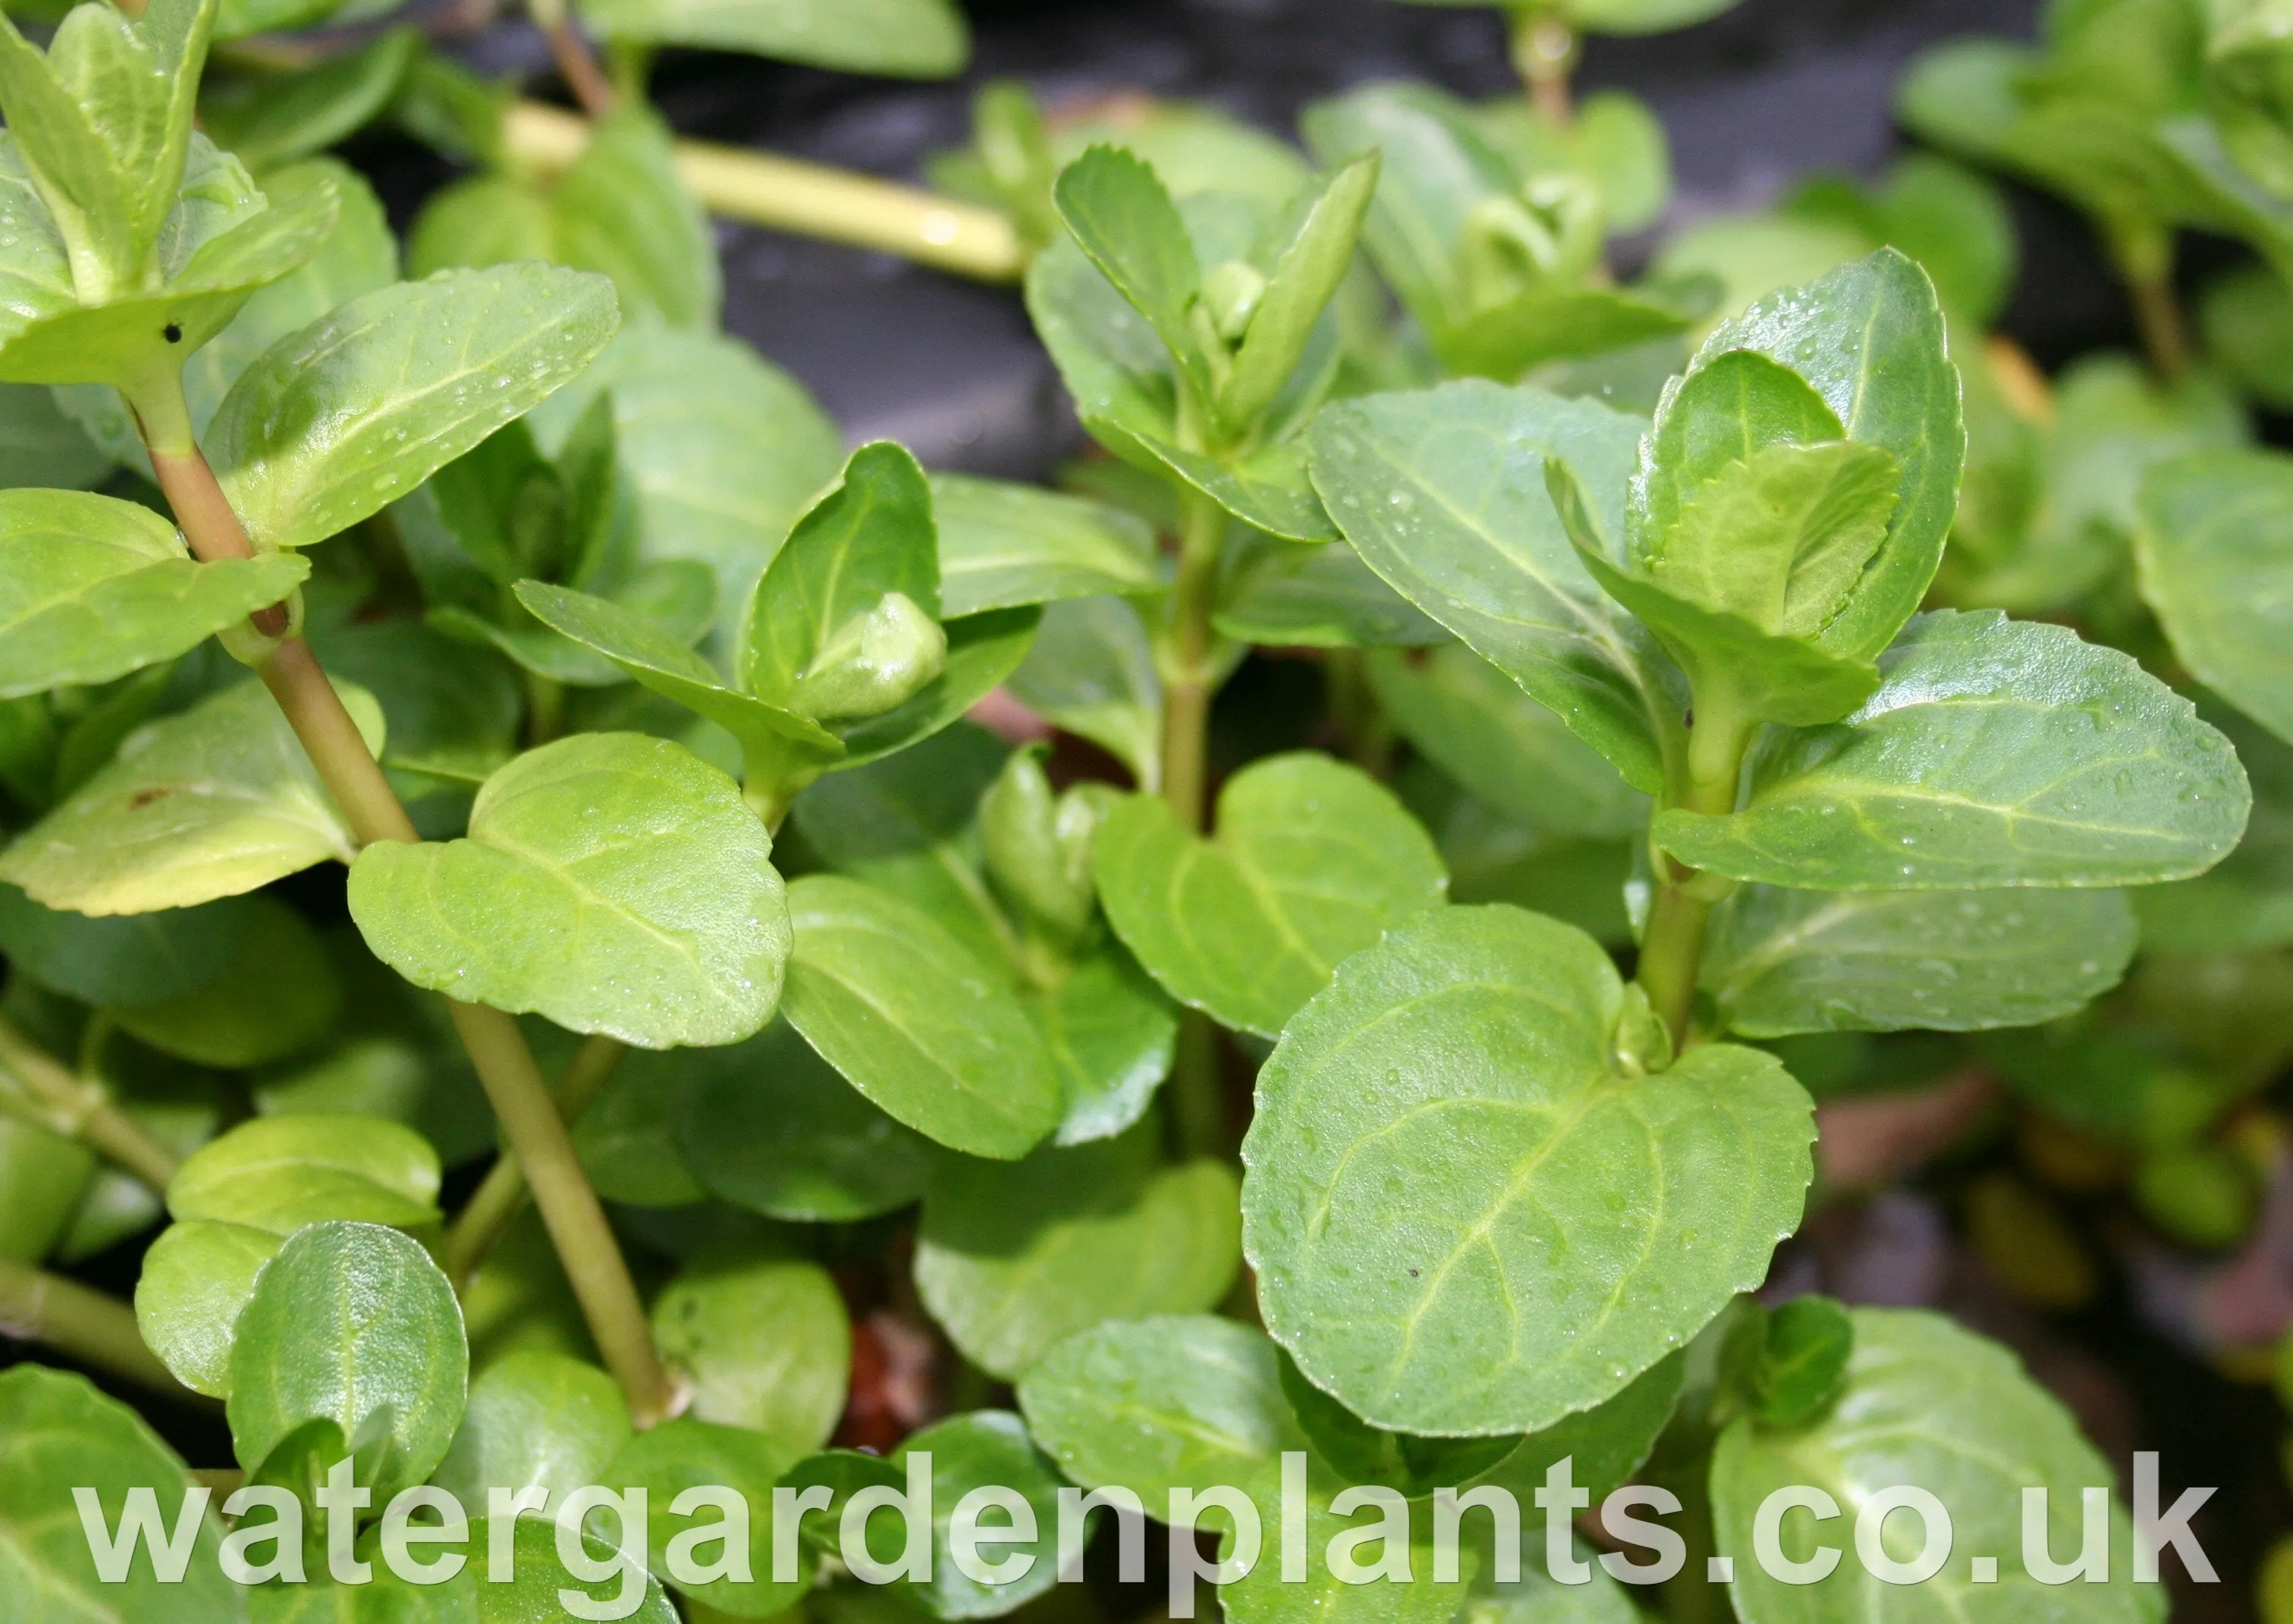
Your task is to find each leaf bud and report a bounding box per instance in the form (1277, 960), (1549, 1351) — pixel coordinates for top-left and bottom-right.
(789, 591), (948, 723)
(1201, 259), (1270, 344)
(979, 747), (1105, 948)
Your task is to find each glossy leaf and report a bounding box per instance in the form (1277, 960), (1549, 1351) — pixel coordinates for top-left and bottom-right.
(133, 1216), (279, 1397)
(0, 488), (306, 698)
(930, 472), (1159, 616)
(1653, 611), (2251, 890)
(650, 1247), (849, 1456)
(676, 1017), (935, 1222)
(226, 1221), (467, 1501)
(0, 1365), (238, 1622)
(2138, 448), (2293, 745)
(0, 676), (384, 914)
(1215, 531), (1446, 649)
(1244, 904), (1815, 1434)
(1222, 155), (1379, 428)
(0, 883), (252, 1007)
(202, 29), (418, 172)
(431, 1349), (629, 1507)
(915, 1130), (1242, 1380)
(1093, 753), (1448, 1036)
(209, 264), (619, 550)
(1703, 885), (2138, 1038)
(894, 1411), (1067, 1619)
(604, 1417), (806, 1619)
(350, 732), (790, 1049)
(168, 1111), (441, 1235)
(1052, 145), (1210, 409)
(780, 873), (1063, 1159)
(1017, 1314), (1306, 1503)
(1310, 379), (1673, 793)
(1366, 645), (1646, 839)
(1711, 1309), (2161, 1624)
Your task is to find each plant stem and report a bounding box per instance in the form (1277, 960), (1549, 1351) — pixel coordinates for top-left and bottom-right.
(1509, 5), (1580, 127)
(1634, 710), (1752, 1052)
(500, 102), (1025, 284)
(1159, 486), (1228, 833)
(1168, 1012), (1228, 1160)
(0, 1256), (201, 1401)
(132, 384), (681, 1430)
(2128, 271), (2191, 380)
(1323, 648), (1392, 778)
(0, 1019), (181, 1193)
(528, 0), (617, 118)
(444, 1033), (626, 1287)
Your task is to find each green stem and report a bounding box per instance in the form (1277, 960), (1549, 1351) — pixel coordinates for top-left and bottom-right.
(130, 375), (682, 1431)
(500, 102), (1024, 284)
(0, 1019), (181, 1193)
(1634, 710), (1752, 1052)
(1168, 1011), (1228, 1160)
(1159, 485), (1228, 834)
(444, 1033), (627, 1288)
(2128, 271), (2191, 381)
(1509, 4), (1580, 127)
(525, 670), (566, 748)
(0, 1256), (202, 1402)
(1323, 648), (1392, 778)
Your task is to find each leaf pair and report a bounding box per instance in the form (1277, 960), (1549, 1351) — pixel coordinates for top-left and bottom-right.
(1030, 145), (1375, 541)
(525, 441), (1038, 819)
(1301, 82), (1710, 381)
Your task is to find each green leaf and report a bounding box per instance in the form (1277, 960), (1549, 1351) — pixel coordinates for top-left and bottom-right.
(677, 1017), (934, 1222)
(1711, 1308), (2163, 1624)
(1683, 250), (1964, 662)
(1561, 0), (1742, 33)
(1215, 530), (1446, 649)
(781, 873), (1063, 1159)
(1468, 1350), (1684, 1503)
(513, 581), (841, 770)
(1277, 1351), (1517, 1494)
(168, 1111), (441, 1235)
(209, 263), (619, 550)
(574, 0), (969, 77)
(1747, 1294), (1852, 1428)
(2133, 701), (2293, 952)
(431, 1349), (631, 1506)
(350, 732), (789, 1049)
(1244, 904), (1815, 1434)
(650, 1246), (849, 1456)
(0, 883), (251, 1006)
(1053, 146), (1210, 410)
(1005, 596), (1162, 790)
(133, 1216), (278, 1397)
(112, 892), (338, 1066)
(890, 1412), (1067, 1620)
(604, 1417), (807, 1619)
(0, 1365), (238, 1622)
(1093, 753), (1448, 1037)
(1652, 610), (2251, 889)
(227, 1220), (467, 1500)
(916, 1129), (1242, 1381)
(0, 676), (384, 914)
(1366, 645), (1647, 839)
(1441, 281), (1710, 383)
(525, 326), (843, 622)
(2138, 448), (2293, 745)
(1222, 156), (1379, 429)
(569, 1046), (706, 1209)
(0, 381), (109, 489)
(0, 488), (303, 697)
(930, 472), (1159, 616)
(745, 442), (941, 703)
(1031, 945), (1177, 1146)
(1019, 1314), (1304, 1501)
(202, 29), (418, 172)
(1703, 885), (2137, 1038)
(1309, 378), (1673, 794)
(1785, 155), (2017, 330)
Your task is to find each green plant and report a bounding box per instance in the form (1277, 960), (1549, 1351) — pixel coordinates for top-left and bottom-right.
(0, 0), (2276, 1621)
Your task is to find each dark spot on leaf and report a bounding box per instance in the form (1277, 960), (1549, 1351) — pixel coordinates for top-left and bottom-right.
(1683, 708), (1695, 729)
(129, 788), (171, 810)
(1407, 1268), (1419, 1277)
(163, 323), (182, 343)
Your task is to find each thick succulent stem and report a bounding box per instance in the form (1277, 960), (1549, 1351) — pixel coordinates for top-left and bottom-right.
(0, 1256), (200, 1402)
(444, 1033), (628, 1287)
(502, 102), (1024, 282)
(130, 378), (681, 1429)
(0, 1020), (182, 1193)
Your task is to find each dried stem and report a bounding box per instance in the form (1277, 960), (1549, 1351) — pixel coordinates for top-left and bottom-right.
(130, 380), (681, 1429)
